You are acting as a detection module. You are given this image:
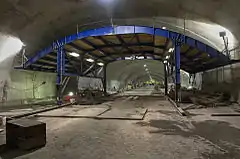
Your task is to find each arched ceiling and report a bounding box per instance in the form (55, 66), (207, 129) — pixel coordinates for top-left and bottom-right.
(0, 0), (239, 56)
(1, 0), (239, 90)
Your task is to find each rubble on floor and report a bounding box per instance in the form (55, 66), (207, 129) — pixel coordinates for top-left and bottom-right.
(74, 89), (112, 105)
(178, 88), (236, 110)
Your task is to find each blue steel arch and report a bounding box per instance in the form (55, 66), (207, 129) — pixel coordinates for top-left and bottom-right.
(24, 25), (229, 68)
(19, 25), (235, 105)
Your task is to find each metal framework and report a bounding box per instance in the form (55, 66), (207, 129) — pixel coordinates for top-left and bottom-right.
(15, 25), (235, 104)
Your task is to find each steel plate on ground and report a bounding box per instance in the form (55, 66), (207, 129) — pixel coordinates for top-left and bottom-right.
(37, 106), (109, 117)
(98, 108), (147, 119)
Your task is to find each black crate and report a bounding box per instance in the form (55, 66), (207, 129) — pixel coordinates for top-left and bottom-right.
(6, 119), (46, 150)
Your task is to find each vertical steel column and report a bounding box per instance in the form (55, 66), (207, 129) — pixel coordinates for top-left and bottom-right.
(164, 63), (168, 95)
(103, 64), (107, 96)
(80, 55), (84, 73)
(174, 43), (181, 103)
(56, 46), (65, 105)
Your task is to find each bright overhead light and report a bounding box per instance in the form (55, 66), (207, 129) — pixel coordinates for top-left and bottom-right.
(162, 26), (166, 30)
(125, 56), (132, 60)
(86, 58), (94, 63)
(100, 0), (115, 3)
(144, 64), (147, 67)
(163, 60), (167, 64)
(68, 92), (74, 96)
(136, 56), (144, 59)
(22, 43), (26, 47)
(168, 48), (174, 53)
(0, 35), (25, 63)
(69, 52), (80, 57)
(145, 68), (149, 71)
(97, 62), (104, 66)
(166, 55), (170, 59)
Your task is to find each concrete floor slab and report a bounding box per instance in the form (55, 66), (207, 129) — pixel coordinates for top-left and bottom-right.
(37, 106), (110, 117)
(98, 108), (147, 119)
(1, 88), (240, 158)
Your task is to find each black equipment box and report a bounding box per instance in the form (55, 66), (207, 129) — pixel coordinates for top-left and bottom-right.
(6, 118), (46, 150)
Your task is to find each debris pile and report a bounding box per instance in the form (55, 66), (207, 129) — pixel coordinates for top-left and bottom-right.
(171, 87), (232, 110)
(186, 91), (231, 109)
(75, 89), (109, 105)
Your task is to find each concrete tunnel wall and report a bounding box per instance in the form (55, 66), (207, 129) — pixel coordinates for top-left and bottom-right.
(0, 68), (56, 106)
(0, 35), (56, 107)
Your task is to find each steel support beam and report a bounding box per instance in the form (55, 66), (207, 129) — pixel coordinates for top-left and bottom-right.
(68, 43), (104, 61)
(63, 72), (102, 79)
(22, 26), (230, 75)
(94, 36), (122, 57)
(81, 39), (106, 56)
(116, 35), (137, 55)
(174, 43), (181, 103)
(65, 55), (81, 74)
(81, 39), (115, 60)
(99, 51), (163, 61)
(164, 63), (168, 95)
(14, 66), (56, 73)
(56, 46), (65, 105)
(163, 39), (170, 55)
(77, 42), (165, 53)
(103, 64), (107, 95)
(83, 63), (96, 75)
(97, 67), (103, 76)
(78, 54), (83, 73)
(61, 76), (71, 95)
(135, 34), (146, 59)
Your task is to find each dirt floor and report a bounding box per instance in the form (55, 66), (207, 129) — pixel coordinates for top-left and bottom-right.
(1, 87), (240, 159)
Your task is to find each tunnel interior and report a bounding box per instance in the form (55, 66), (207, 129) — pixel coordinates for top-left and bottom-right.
(13, 25), (233, 104)
(1, 1), (240, 158)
